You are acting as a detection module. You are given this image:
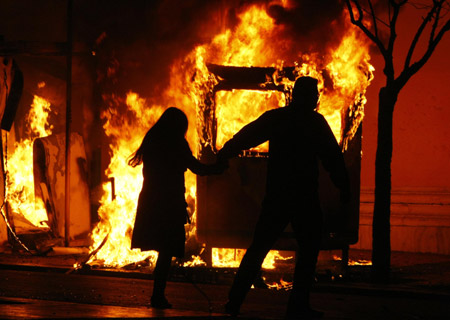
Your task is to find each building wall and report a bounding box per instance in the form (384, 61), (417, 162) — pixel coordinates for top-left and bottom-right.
(353, 188), (450, 254)
(358, 7), (450, 254)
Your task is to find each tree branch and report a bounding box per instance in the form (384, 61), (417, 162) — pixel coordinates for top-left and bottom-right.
(368, 0), (379, 38)
(345, 0), (387, 56)
(387, 0), (406, 55)
(398, 15), (450, 89)
(404, 1), (441, 69)
(430, 1), (444, 44)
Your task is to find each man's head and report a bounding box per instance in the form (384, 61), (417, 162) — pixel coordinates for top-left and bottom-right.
(291, 76), (319, 111)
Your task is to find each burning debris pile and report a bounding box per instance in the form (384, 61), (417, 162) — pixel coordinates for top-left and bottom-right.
(0, 93), (54, 254)
(1, 1), (374, 272)
(0, 83), (91, 253)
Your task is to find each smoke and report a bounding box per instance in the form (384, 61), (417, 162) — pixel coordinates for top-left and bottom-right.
(74, 0), (351, 100)
(75, 0), (230, 98)
(267, 0), (348, 54)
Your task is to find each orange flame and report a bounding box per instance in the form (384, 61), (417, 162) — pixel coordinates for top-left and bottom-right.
(215, 90), (285, 152)
(202, 5), (373, 150)
(88, 93), (164, 267)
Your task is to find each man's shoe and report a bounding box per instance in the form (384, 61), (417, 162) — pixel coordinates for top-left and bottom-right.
(286, 308), (324, 319)
(224, 301), (239, 316)
(150, 296), (172, 309)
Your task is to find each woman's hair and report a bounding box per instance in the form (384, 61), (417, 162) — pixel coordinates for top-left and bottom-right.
(128, 107), (188, 167)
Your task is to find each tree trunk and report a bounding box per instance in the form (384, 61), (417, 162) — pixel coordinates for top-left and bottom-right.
(372, 85), (398, 283)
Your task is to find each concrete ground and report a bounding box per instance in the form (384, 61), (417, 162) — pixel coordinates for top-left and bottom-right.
(0, 249), (449, 319)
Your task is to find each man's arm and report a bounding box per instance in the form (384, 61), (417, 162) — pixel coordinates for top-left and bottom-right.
(182, 141), (226, 176)
(218, 111), (273, 160)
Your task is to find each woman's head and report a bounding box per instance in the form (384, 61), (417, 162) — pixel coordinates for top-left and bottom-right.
(153, 107), (188, 140)
(128, 107), (188, 167)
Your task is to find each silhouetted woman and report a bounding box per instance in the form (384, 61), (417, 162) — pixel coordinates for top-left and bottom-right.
(129, 107), (223, 309)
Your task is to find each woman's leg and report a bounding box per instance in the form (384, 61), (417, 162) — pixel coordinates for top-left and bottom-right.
(151, 251), (173, 308)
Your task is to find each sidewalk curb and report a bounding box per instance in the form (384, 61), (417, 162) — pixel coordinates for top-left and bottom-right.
(314, 282), (450, 301)
(2, 262), (449, 301)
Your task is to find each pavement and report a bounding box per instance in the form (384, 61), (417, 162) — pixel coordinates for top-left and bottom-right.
(0, 248), (449, 319)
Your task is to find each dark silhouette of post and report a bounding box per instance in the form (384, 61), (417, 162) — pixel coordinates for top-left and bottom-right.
(345, 0), (450, 282)
(65, 0), (73, 247)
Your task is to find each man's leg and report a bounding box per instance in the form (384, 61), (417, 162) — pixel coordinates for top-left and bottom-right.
(226, 205), (288, 315)
(286, 202), (323, 318)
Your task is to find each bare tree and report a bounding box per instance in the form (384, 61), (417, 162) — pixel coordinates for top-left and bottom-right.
(344, 0), (450, 282)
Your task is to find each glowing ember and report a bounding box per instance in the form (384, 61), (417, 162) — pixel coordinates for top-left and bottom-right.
(183, 255), (207, 267)
(4, 94), (52, 229)
(212, 248), (246, 268)
(333, 255), (372, 266)
(348, 259), (372, 266)
(267, 278), (293, 291)
(212, 248), (291, 270)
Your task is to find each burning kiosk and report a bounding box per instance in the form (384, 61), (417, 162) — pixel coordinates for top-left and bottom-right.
(197, 63), (364, 265)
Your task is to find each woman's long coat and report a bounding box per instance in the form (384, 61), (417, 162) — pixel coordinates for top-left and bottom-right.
(131, 138), (216, 258)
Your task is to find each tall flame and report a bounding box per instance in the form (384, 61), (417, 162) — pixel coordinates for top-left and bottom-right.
(4, 95), (52, 229)
(200, 4), (373, 149)
(89, 3), (373, 267)
(88, 93), (164, 267)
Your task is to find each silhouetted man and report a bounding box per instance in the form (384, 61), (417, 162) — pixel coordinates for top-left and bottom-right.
(217, 76), (350, 319)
